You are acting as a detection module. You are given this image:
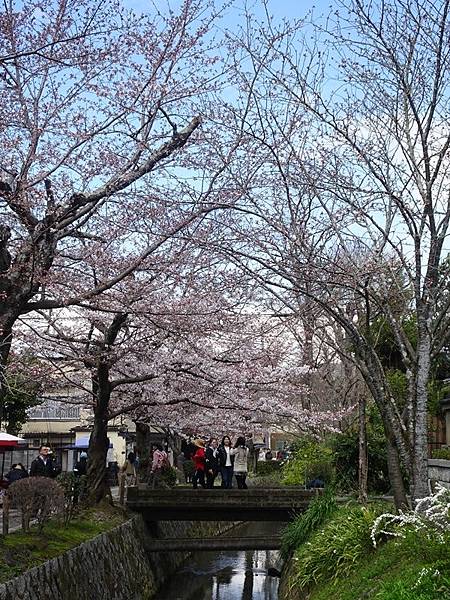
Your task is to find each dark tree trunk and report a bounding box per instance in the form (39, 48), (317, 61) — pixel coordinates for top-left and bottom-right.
(136, 422), (152, 464)
(0, 314), (16, 426)
(386, 437), (409, 510)
(358, 394), (368, 503)
(86, 367), (112, 504)
(86, 405), (110, 504)
(85, 313), (128, 504)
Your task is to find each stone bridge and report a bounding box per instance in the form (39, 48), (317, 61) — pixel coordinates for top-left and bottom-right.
(126, 487), (319, 552)
(126, 487), (319, 522)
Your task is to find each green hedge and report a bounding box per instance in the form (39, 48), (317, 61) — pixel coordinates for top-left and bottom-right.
(256, 460), (282, 475)
(431, 447), (450, 460)
(282, 439), (334, 486)
(331, 426), (390, 494)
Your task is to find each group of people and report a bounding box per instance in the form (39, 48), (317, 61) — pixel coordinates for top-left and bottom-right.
(4, 445), (63, 485)
(186, 435), (250, 490)
(120, 444), (169, 491)
(119, 436), (251, 492)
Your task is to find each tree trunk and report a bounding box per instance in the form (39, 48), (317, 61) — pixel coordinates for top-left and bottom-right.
(85, 313), (127, 504)
(358, 394), (368, 503)
(136, 421), (152, 464)
(163, 427), (183, 463)
(86, 402), (110, 504)
(386, 437), (409, 510)
(0, 315), (15, 418)
(86, 368), (111, 505)
(301, 312), (314, 410)
(412, 334), (432, 500)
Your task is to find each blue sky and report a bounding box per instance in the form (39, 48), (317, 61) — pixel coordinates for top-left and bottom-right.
(125, 0), (336, 25)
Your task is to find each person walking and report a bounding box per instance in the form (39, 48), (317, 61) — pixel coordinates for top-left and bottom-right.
(192, 439), (207, 489)
(149, 444), (168, 488)
(121, 452), (137, 487)
(29, 446), (56, 478)
(205, 438), (219, 488)
(230, 436), (249, 489)
(218, 435), (234, 489)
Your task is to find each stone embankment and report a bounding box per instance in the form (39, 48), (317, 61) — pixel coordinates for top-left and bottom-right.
(0, 516), (235, 600)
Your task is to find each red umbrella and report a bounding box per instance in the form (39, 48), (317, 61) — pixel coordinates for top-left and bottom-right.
(0, 432), (25, 448)
(0, 433), (26, 480)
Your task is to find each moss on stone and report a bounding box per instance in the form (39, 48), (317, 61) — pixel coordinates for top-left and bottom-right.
(0, 505), (125, 583)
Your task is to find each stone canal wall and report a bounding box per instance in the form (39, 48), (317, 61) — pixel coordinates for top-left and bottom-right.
(0, 516), (235, 600)
(278, 557), (295, 600)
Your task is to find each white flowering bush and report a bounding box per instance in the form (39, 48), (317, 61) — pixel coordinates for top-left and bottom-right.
(371, 484), (450, 547)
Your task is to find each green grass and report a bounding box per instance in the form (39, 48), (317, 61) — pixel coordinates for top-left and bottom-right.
(281, 487), (337, 559)
(285, 516), (450, 600)
(0, 505), (125, 583)
(287, 503), (384, 594)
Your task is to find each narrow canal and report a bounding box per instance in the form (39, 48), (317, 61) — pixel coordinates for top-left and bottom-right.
(157, 522), (283, 599)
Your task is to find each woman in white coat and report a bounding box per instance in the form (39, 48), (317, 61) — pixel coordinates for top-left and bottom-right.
(230, 436), (249, 489)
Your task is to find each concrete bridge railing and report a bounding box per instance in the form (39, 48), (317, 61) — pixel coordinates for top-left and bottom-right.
(127, 486), (319, 522)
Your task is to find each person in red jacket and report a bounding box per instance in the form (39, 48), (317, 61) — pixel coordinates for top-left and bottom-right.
(192, 439), (206, 489)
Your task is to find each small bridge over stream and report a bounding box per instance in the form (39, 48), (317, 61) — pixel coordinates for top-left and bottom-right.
(126, 487), (320, 552)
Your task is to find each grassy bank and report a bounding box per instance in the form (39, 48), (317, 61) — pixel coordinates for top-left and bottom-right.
(309, 530), (450, 600)
(0, 505), (125, 584)
(281, 491), (450, 600)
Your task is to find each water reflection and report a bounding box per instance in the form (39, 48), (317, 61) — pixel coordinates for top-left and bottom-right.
(156, 523), (281, 600)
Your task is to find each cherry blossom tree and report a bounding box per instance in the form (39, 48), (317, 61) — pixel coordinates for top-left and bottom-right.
(0, 0), (240, 408)
(19, 265), (344, 501)
(208, 0), (450, 504)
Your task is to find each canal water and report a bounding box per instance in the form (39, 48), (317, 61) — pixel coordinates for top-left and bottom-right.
(156, 522), (283, 600)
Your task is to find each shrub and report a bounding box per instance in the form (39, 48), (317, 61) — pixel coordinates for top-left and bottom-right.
(331, 427), (390, 494)
(6, 477), (64, 532)
(374, 530), (450, 600)
(137, 457), (150, 477)
(371, 484), (450, 546)
(282, 439), (334, 487)
(289, 504), (384, 593)
(250, 474), (283, 488)
(431, 447), (450, 460)
(56, 473), (87, 523)
(256, 461), (282, 476)
(281, 487), (337, 558)
(160, 466), (177, 488)
(182, 459), (195, 481)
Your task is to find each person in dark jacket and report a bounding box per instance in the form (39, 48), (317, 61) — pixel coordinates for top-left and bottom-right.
(183, 437), (197, 460)
(218, 435), (234, 489)
(29, 446), (56, 478)
(5, 463), (28, 484)
(205, 438), (219, 488)
(74, 452), (88, 476)
(73, 452), (88, 504)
